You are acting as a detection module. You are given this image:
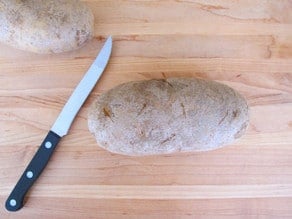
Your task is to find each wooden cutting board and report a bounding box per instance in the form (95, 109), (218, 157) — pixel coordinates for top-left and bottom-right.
(1, 0), (292, 218)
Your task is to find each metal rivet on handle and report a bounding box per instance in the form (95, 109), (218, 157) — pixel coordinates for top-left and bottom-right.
(26, 171), (33, 179)
(9, 199), (17, 207)
(45, 141), (52, 149)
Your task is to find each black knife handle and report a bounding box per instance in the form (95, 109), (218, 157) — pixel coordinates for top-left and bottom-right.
(5, 131), (61, 212)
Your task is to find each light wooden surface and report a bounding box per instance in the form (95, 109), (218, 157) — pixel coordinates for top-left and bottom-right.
(1, 0), (292, 218)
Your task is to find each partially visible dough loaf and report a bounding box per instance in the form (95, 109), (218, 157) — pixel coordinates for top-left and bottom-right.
(88, 78), (249, 156)
(0, 0), (94, 53)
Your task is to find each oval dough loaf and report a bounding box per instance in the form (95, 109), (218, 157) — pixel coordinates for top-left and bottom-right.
(88, 78), (249, 156)
(0, 0), (94, 53)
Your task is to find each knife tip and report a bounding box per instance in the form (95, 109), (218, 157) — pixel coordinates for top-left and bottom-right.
(107, 36), (112, 43)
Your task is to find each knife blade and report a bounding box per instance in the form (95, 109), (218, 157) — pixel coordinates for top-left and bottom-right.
(5, 36), (112, 212)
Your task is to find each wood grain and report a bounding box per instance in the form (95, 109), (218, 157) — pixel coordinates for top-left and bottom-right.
(0, 0), (292, 218)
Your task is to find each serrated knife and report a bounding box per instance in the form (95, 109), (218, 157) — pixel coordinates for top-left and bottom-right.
(5, 36), (112, 212)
